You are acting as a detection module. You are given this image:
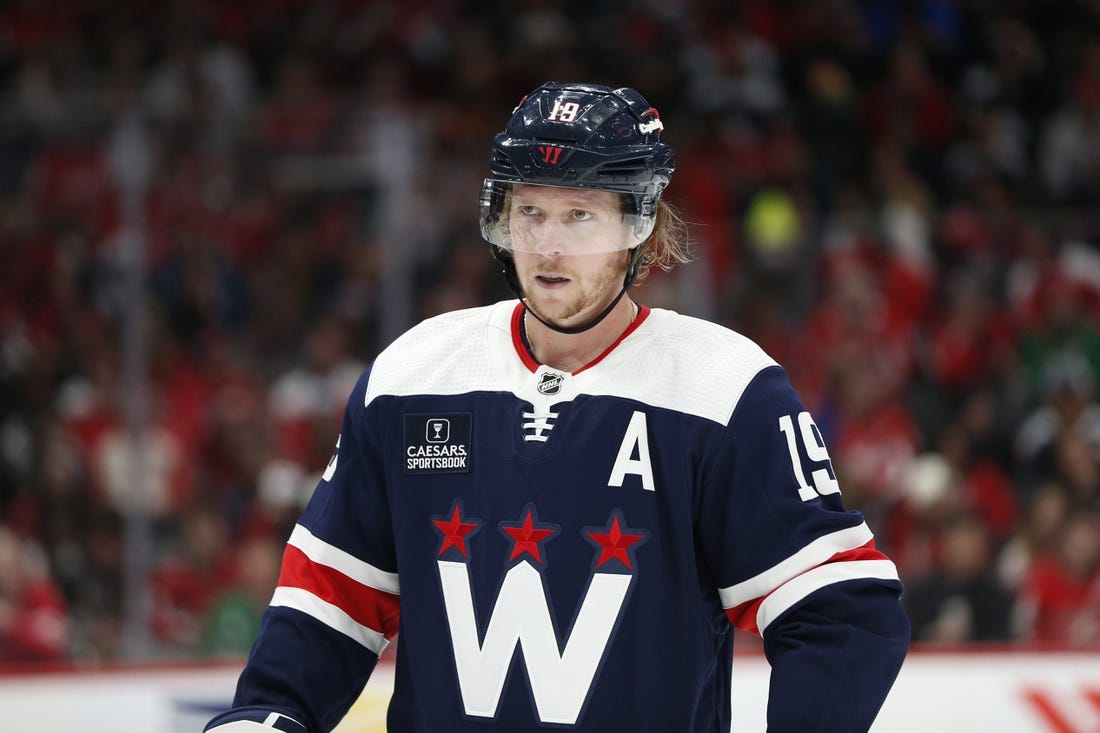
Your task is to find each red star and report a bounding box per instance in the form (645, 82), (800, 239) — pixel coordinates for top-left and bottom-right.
(500, 507), (557, 564)
(432, 504), (480, 558)
(585, 512), (646, 570)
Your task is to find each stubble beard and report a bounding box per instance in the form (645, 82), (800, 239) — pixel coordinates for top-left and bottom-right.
(522, 252), (629, 325)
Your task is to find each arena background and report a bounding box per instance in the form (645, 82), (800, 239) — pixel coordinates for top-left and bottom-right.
(1, 1), (1099, 731)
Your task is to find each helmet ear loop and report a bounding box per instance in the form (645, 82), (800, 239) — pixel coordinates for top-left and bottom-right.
(624, 243), (646, 289)
(492, 246), (525, 300)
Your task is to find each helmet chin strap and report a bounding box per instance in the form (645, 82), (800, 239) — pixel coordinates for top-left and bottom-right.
(523, 281), (632, 335)
(493, 246), (645, 335)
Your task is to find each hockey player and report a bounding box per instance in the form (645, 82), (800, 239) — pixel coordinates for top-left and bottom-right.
(206, 82), (909, 732)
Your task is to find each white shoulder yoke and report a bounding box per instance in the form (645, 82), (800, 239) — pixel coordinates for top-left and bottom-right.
(576, 308), (780, 426)
(363, 302), (780, 427)
(364, 301), (520, 406)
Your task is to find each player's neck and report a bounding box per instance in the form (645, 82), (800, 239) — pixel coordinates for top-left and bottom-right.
(523, 298), (638, 373)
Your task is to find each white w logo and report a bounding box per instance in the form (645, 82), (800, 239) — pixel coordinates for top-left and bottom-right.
(437, 560), (632, 725)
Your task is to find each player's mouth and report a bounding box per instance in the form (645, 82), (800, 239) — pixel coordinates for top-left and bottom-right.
(534, 274), (571, 289)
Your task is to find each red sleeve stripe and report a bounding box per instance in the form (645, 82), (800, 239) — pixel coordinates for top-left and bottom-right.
(270, 587), (390, 656)
(718, 523), (874, 609)
(278, 544), (400, 640)
(755, 558), (898, 632)
(287, 524), (399, 595)
(722, 542), (898, 636)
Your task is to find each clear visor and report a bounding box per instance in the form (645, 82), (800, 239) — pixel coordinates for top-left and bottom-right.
(480, 179), (655, 254)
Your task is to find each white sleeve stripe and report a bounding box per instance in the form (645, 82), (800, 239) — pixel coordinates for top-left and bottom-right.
(270, 586), (390, 655)
(756, 559), (900, 633)
(206, 711), (307, 732)
(263, 713), (295, 728)
(718, 523), (874, 608)
(207, 722), (302, 733)
(288, 524), (400, 595)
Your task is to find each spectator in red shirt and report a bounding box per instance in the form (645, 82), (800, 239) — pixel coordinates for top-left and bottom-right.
(0, 525), (69, 664)
(148, 503), (235, 653)
(1015, 511), (1100, 646)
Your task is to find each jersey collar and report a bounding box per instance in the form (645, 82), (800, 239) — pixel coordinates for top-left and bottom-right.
(510, 301), (650, 376)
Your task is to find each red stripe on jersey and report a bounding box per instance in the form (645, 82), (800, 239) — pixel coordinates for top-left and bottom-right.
(834, 541), (891, 563)
(278, 545), (400, 639)
(510, 301), (652, 375)
(723, 540), (889, 636)
(573, 305), (650, 375)
(725, 596), (766, 637)
(511, 302), (540, 373)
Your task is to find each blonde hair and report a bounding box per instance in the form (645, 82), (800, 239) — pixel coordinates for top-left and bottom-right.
(634, 198), (692, 284)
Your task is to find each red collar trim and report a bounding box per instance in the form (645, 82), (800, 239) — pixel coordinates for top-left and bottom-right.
(511, 302), (541, 372)
(509, 301), (651, 375)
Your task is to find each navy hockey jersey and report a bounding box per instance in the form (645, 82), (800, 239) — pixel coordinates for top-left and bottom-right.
(206, 301), (909, 732)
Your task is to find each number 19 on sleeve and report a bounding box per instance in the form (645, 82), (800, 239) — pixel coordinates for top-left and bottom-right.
(778, 412), (841, 501)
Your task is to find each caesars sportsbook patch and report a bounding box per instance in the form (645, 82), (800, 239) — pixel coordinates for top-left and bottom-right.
(404, 413), (472, 474)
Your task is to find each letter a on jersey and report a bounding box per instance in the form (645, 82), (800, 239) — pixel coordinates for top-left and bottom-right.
(608, 411), (655, 492)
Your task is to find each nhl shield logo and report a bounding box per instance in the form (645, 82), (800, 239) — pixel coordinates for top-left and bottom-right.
(537, 371), (564, 395)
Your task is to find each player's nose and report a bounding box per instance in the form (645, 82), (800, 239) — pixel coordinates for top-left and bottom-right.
(531, 223), (566, 257)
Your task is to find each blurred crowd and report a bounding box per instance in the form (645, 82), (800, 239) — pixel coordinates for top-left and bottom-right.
(1, 0), (1100, 666)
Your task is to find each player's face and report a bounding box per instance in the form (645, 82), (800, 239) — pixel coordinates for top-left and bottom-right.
(505, 184), (634, 255)
(508, 185), (631, 325)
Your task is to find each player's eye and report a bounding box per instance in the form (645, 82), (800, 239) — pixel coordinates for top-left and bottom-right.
(571, 209), (593, 221)
(518, 204), (540, 216)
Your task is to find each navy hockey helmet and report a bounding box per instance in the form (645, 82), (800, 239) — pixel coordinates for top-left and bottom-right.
(482, 82), (674, 335)
(480, 82), (675, 251)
